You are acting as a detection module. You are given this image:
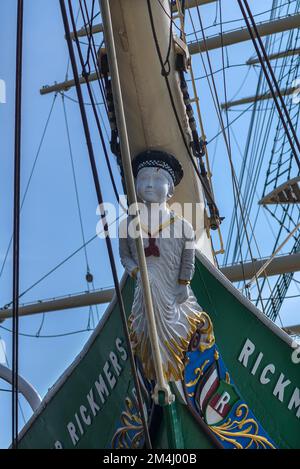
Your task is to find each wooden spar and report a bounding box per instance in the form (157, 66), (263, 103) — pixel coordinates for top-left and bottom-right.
(70, 23), (103, 39)
(40, 71), (101, 95)
(221, 252), (300, 283)
(283, 324), (300, 335)
(247, 48), (300, 65)
(221, 86), (297, 109)
(69, 0), (217, 39)
(0, 288), (115, 322)
(1, 252), (299, 320)
(246, 223), (300, 289)
(41, 13), (300, 96)
(189, 13), (300, 54)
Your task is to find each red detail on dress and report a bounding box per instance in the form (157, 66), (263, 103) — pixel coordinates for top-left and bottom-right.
(144, 237), (160, 257)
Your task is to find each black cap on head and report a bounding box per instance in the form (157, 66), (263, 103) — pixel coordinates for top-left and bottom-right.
(132, 149), (184, 186)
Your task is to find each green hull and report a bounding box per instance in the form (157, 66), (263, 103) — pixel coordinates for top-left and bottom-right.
(18, 253), (299, 449)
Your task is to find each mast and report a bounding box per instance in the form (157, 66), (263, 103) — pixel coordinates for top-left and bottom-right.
(100, 0), (174, 408)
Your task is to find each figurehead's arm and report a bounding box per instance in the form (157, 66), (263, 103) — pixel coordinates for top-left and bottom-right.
(119, 218), (139, 279)
(178, 220), (196, 285)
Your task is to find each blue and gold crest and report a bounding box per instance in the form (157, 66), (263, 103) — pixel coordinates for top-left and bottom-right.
(183, 312), (276, 449)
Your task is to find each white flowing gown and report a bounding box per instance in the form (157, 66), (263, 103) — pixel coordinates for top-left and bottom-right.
(119, 212), (203, 382)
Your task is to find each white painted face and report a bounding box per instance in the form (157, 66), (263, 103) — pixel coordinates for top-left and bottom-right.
(136, 167), (174, 203)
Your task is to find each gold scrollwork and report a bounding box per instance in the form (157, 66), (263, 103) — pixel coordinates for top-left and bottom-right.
(111, 397), (144, 449)
(197, 312), (215, 352)
(209, 403), (275, 449)
(186, 360), (210, 397)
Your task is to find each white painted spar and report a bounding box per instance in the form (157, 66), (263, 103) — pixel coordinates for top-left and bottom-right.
(0, 364), (41, 411)
(100, 0), (213, 261)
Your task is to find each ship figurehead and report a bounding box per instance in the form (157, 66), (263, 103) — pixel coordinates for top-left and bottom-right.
(119, 149), (205, 383)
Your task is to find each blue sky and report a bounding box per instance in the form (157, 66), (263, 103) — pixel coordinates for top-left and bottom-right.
(0, 0), (299, 449)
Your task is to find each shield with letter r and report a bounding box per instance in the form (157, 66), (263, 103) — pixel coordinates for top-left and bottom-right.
(195, 362), (240, 425)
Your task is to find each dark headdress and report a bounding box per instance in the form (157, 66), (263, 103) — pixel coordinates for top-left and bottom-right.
(132, 150), (184, 186)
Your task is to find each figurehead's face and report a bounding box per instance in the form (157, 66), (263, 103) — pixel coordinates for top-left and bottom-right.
(136, 167), (174, 204)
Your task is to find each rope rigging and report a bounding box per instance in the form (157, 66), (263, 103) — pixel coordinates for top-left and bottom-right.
(184, 0), (298, 38)
(62, 93), (100, 326)
(11, 0), (24, 448)
(146, 0), (222, 231)
(59, 0), (151, 449)
(73, 0), (127, 211)
(225, 19), (299, 265)
(2, 213), (121, 309)
(251, 19), (300, 318)
(218, 0), (249, 293)
(224, 0), (300, 321)
(79, 0), (109, 116)
(0, 93), (58, 280)
(237, 0), (300, 169)
(186, 1), (267, 310)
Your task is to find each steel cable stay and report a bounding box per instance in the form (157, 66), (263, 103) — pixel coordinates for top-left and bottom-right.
(59, 0), (152, 449)
(218, 4), (284, 263)
(230, 0), (296, 189)
(226, 23), (299, 266)
(69, 0), (126, 212)
(2, 214), (122, 310)
(59, 90), (104, 106)
(149, 0), (266, 307)
(220, 4), (300, 314)
(0, 324), (94, 340)
(187, 2), (267, 311)
(79, 0), (109, 116)
(207, 61), (300, 147)
(62, 94), (100, 327)
(0, 93), (58, 280)
(146, 0), (221, 227)
(257, 32), (300, 318)
(242, 0), (300, 157)
(65, 5), (81, 80)
(247, 53), (298, 245)
(222, 2), (299, 265)
(230, 101), (277, 266)
(82, 0), (95, 75)
(89, 83), (110, 139)
(218, 0), (248, 292)
(219, 2), (276, 303)
(245, 53), (296, 234)
(237, 0), (300, 169)
(184, 0), (299, 38)
(219, 0), (274, 302)
(174, 0), (225, 251)
(258, 207), (300, 317)
(220, 3), (276, 303)
(260, 212), (300, 319)
(230, 128), (277, 242)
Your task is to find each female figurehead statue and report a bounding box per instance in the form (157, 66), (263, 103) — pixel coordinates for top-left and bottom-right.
(119, 150), (203, 382)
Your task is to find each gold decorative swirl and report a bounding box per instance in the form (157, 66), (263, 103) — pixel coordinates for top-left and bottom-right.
(197, 312), (215, 352)
(209, 403), (275, 449)
(111, 397), (144, 449)
(186, 360), (210, 397)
